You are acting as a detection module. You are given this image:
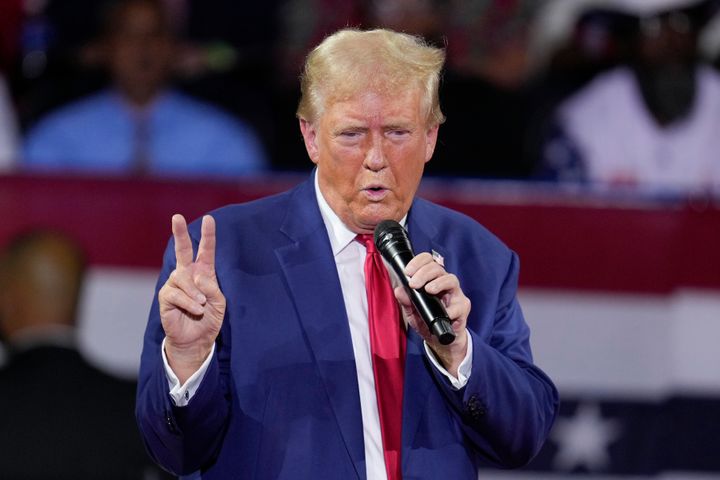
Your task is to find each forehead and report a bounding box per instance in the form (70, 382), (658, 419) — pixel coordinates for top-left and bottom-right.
(112, 2), (166, 35)
(321, 89), (425, 126)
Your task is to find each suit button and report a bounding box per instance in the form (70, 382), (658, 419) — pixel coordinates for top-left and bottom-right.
(464, 395), (486, 421)
(166, 412), (179, 434)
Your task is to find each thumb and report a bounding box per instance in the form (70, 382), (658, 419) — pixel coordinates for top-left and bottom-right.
(394, 285), (417, 322)
(394, 286), (412, 308)
(195, 272), (223, 303)
(395, 286), (432, 340)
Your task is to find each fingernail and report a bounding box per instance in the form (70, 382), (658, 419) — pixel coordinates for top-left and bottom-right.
(196, 293), (207, 304)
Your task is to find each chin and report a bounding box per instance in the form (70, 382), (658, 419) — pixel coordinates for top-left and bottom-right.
(360, 208), (402, 227)
(349, 199), (405, 230)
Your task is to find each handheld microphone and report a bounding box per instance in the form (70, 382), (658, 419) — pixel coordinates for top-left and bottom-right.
(374, 220), (456, 345)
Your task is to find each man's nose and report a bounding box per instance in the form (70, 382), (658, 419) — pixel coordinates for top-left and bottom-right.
(364, 133), (388, 171)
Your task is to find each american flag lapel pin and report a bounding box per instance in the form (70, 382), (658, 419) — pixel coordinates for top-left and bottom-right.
(431, 249), (445, 267)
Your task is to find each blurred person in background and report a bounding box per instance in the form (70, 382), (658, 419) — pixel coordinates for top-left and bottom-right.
(0, 231), (165, 479)
(363, 0), (448, 47)
(11, 0), (115, 126)
(523, 1), (639, 169)
(175, 0), (280, 172)
(21, 0), (268, 177)
(539, 0), (720, 194)
(429, 0), (545, 179)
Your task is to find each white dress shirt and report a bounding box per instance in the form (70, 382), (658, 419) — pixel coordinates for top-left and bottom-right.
(162, 174), (473, 479)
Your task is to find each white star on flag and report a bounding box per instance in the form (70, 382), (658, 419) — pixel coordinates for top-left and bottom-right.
(551, 403), (622, 472)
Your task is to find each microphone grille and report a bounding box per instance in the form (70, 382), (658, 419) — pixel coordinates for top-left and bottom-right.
(374, 219), (407, 250)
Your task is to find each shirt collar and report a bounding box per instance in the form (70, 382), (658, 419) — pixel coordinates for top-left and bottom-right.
(313, 170), (408, 257)
(108, 87), (174, 118)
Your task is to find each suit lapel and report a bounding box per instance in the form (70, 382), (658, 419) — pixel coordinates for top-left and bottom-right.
(274, 177), (365, 480)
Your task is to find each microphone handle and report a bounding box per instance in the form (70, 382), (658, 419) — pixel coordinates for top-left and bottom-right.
(387, 250), (456, 345)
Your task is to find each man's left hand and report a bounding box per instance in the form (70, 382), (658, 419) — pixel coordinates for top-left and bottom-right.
(394, 252), (471, 377)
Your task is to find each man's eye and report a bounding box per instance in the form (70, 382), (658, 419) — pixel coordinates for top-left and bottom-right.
(338, 131), (363, 140)
(388, 129), (410, 137)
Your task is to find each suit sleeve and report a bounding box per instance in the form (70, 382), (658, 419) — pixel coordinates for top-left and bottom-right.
(135, 238), (233, 475)
(428, 250), (559, 468)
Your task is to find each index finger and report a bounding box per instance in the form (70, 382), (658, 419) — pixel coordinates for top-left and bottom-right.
(195, 215), (216, 270)
(171, 214), (194, 269)
(403, 252), (435, 277)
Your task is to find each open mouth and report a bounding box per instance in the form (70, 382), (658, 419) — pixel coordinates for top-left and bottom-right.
(363, 185), (388, 200)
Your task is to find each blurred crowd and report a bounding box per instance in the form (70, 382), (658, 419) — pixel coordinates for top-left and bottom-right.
(0, 0), (719, 194)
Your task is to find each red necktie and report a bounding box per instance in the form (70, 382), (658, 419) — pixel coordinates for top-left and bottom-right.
(357, 234), (406, 480)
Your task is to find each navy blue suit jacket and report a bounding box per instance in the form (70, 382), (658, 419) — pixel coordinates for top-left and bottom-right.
(136, 174), (558, 479)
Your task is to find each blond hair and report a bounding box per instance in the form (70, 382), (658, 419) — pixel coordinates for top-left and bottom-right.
(297, 28), (446, 126)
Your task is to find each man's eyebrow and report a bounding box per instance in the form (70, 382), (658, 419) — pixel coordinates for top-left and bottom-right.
(384, 122), (414, 131)
(332, 124), (367, 134)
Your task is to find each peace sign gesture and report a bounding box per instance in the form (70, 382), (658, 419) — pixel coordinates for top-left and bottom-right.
(158, 214), (226, 383)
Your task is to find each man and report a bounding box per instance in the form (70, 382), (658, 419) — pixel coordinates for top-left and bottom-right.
(22, 0), (266, 177)
(137, 28), (558, 479)
(539, 0), (720, 193)
(0, 231), (163, 479)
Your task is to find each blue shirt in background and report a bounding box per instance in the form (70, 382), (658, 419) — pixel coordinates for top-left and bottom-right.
(22, 89), (268, 178)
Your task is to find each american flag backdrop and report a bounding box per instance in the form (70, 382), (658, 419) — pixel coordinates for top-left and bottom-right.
(434, 185), (720, 480)
(1, 175), (718, 479)
(482, 289), (720, 479)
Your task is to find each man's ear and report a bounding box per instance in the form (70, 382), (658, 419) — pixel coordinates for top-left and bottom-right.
(299, 118), (320, 164)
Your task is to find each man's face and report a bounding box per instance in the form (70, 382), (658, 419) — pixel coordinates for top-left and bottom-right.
(638, 12), (697, 67)
(108, 2), (174, 104)
(300, 88), (439, 234)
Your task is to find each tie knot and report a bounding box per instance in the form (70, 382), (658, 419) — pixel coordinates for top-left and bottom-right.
(356, 234), (375, 253)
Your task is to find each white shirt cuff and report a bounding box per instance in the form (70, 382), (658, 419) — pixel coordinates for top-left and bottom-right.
(161, 337), (216, 407)
(423, 331), (473, 390)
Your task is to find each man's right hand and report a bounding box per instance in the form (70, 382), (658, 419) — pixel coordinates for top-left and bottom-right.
(158, 214), (226, 384)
